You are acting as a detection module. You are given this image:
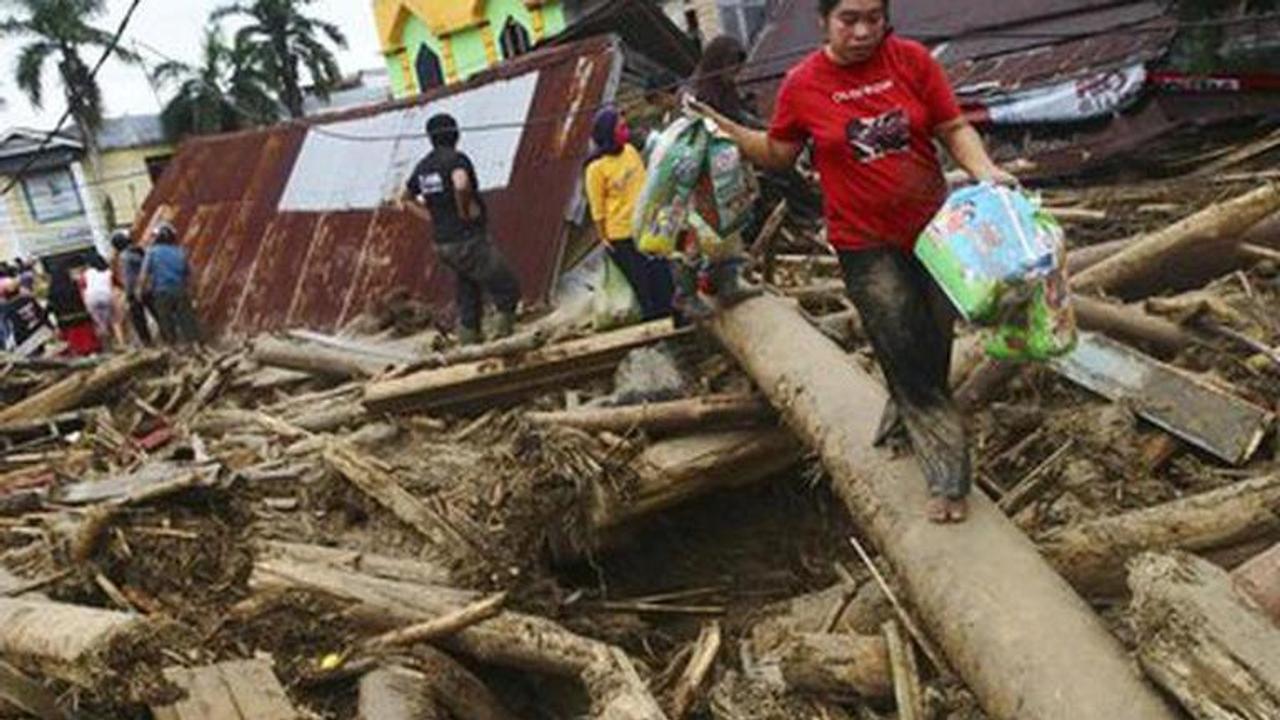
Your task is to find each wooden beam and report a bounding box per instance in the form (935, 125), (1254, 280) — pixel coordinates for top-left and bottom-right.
(1050, 332), (1273, 465)
(363, 321), (689, 414)
(527, 394), (772, 435)
(0, 351), (163, 425)
(152, 659), (297, 720)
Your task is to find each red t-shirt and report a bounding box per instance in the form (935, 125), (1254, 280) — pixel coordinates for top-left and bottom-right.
(769, 36), (962, 252)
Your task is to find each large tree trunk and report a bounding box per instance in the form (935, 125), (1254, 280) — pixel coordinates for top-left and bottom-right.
(709, 295), (1174, 720)
(1073, 183), (1280, 295)
(0, 351), (163, 425)
(1129, 552), (1280, 720)
(1039, 473), (1280, 596)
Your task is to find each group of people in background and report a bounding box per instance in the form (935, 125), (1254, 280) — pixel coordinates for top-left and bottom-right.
(583, 34), (768, 326)
(0, 221), (200, 357)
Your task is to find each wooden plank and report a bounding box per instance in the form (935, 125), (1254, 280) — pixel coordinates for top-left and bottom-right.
(363, 321), (690, 414)
(0, 351), (164, 425)
(153, 659), (297, 720)
(1051, 332), (1273, 465)
(48, 462), (222, 506)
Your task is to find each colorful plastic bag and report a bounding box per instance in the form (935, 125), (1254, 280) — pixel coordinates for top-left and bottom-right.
(592, 256), (642, 331)
(633, 117), (757, 258)
(915, 183), (1062, 323)
(983, 259), (1078, 362)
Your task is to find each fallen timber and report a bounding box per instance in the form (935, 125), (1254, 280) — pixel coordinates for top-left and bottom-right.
(709, 294), (1174, 720)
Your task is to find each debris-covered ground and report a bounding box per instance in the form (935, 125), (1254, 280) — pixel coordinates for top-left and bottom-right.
(2, 142), (1279, 720)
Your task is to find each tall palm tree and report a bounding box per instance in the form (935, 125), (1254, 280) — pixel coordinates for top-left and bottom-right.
(152, 28), (279, 140)
(212, 0), (347, 119)
(1, 0), (141, 153)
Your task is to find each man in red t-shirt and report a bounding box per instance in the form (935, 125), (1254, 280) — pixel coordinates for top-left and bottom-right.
(691, 0), (1013, 523)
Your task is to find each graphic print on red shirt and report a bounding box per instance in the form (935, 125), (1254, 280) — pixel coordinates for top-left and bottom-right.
(768, 35), (963, 252)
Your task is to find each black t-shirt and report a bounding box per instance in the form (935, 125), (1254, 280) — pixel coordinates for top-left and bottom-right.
(4, 296), (51, 345)
(406, 148), (487, 243)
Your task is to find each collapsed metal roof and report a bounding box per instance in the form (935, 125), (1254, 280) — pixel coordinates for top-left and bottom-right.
(135, 36), (622, 339)
(743, 0), (1177, 119)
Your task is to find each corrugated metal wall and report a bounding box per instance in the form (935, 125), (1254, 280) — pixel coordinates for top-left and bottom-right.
(136, 37), (620, 339)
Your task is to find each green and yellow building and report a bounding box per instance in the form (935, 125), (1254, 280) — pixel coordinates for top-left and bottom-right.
(374, 0), (568, 97)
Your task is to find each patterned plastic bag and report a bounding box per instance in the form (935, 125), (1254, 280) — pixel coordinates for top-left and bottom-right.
(915, 183), (1062, 323)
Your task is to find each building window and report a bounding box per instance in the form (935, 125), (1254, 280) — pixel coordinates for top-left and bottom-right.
(21, 167), (83, 224)
(499, 17), (532, 59)
(416, 43), (445, 91)
(719, 0), (768, 45)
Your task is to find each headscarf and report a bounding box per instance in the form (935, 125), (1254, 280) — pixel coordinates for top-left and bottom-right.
(586, 107), (630, 166)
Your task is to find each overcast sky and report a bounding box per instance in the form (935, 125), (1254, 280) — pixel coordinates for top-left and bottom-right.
(0, 0), (384, 130)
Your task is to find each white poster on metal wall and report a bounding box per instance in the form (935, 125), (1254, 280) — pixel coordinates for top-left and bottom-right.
(979, 64), (1147, 124)
(277, 71), (540, 212)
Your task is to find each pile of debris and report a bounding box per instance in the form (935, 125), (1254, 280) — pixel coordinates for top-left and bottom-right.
(2, 162), (1280, 719)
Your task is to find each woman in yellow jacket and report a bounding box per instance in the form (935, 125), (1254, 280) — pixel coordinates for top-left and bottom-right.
(585, 107), (675, 321)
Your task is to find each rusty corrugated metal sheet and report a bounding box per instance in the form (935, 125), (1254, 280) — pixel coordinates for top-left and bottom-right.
(136, 37), (621, 339)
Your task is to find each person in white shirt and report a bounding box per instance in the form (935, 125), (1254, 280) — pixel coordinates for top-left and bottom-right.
(81, 254), (121, 350)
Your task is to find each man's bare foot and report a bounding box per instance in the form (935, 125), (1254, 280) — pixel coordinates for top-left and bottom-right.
(945, 497), (969, 523)
(927, 497), (950, 523)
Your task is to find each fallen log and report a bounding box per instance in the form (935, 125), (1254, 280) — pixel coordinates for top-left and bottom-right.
(1072, 295), (1195, 358)
(251, 556), (668, 718)
(710, 295), (1173, 720)
(254, 540), (452, 586)
(1038, 474), (1280, 595)
(776, 631), (891, 700)
(0, 597), (152, 689)
(358, 665), (444, 720)
(527, 395), (772, 436)
(1073, 183), (1280, 295)
(404, 645), (519, 720)
(0, 350), (163, 426)
(575, 429), (802, 554)
(407, 330), (548, 373)
(1233, 542), (1280, 625)
(153, 658), (297, 720)
(252, 335), (396, 379)
(1130, 552), (1280, 720)
(364, 321), (689, 415)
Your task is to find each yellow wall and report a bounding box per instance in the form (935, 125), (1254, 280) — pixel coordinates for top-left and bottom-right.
(89, 144), (171, 229)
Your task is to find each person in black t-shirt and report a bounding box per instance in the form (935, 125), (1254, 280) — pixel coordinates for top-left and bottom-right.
(398, 113), (521, 345)
(2, 280), (54, 355)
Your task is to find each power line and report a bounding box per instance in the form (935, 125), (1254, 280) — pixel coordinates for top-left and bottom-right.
(0, 0), (148, 198)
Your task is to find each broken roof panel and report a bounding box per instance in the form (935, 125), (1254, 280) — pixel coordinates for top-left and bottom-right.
(742, 0), (1176, 118)
(136, 36), (621, 340)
